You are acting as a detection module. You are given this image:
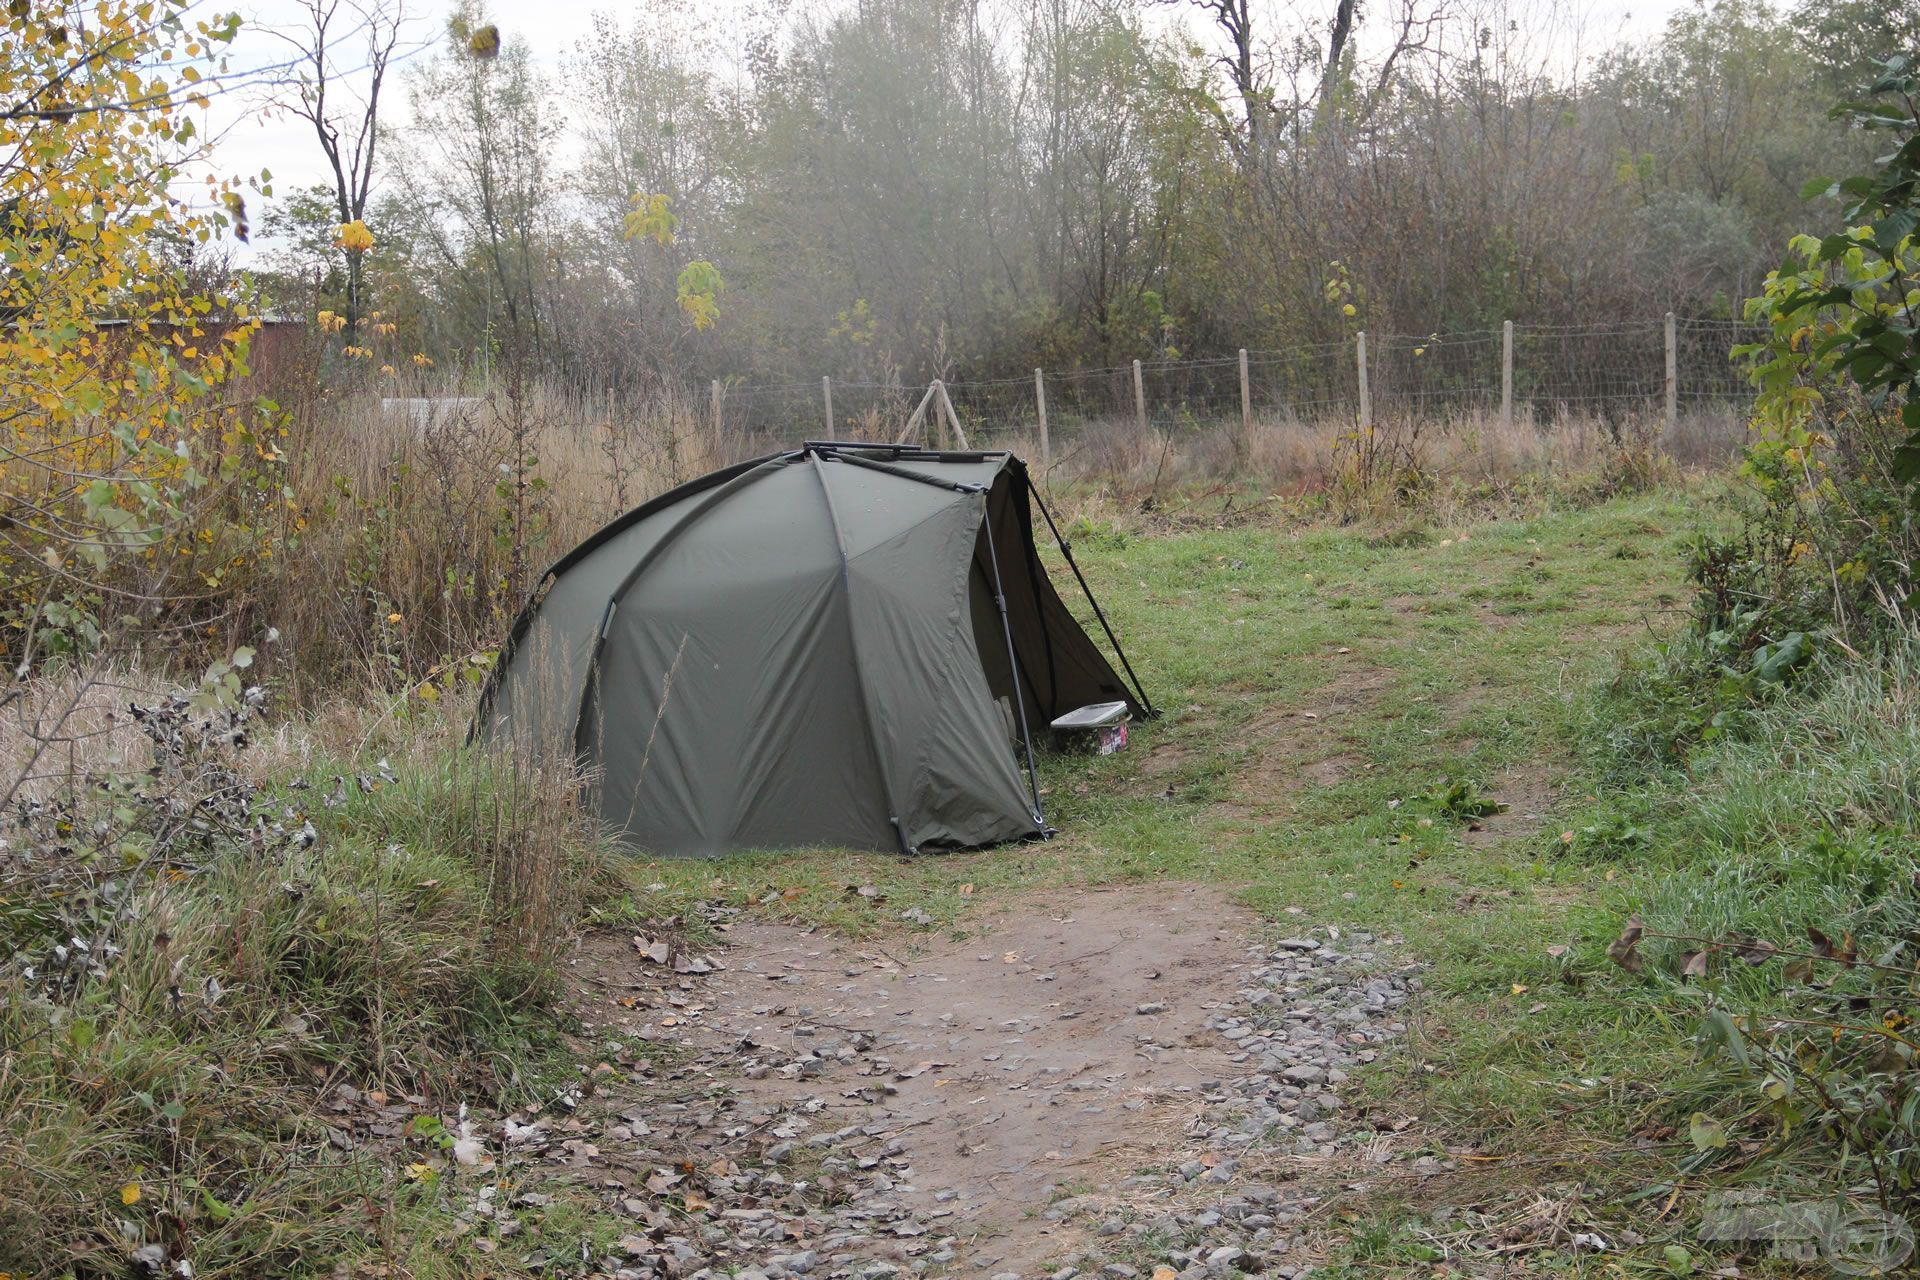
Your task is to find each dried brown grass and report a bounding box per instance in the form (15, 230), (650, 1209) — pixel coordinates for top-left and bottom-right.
(1017, 404), (1743, 500)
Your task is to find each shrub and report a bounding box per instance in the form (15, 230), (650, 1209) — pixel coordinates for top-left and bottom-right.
(1721, 56), (1920, 652)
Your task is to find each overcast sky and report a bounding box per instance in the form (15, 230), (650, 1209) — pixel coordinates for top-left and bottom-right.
(193, 0), (1705, 259)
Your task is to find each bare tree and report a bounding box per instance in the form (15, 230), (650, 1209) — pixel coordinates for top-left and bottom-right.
(1160, 0), (1264, 162)
(274, 0), (419, 336)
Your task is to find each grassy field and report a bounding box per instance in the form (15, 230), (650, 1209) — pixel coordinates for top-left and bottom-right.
(22, 472), (1889, 1278)
(591, 483), (1756, 1262)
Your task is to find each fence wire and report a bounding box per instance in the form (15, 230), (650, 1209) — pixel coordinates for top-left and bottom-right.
(705, 317), (1765, 450)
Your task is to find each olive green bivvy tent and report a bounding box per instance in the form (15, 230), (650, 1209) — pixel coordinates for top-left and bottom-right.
(473, 443), (1151, 857)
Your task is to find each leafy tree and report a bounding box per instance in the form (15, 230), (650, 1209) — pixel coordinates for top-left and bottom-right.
(1752, 55), (1920, 485)
(0, 0), (270, 664)
(1794, 0), (1920, 97)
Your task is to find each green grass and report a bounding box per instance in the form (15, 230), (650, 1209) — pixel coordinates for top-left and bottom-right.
(609, 488), (1729, 1159)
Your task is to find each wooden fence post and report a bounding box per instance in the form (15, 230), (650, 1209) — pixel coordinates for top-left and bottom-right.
(1132, 358), (1147, 436)
(1664, 312), (1677, 432)
(898, 381), (937, 446)
(936, 381), (969, 449)
(1501, 321), (1513, 430)
(821, 376), (834, 438)
(1034, 368), (1049, 470)
(710, 379), (722, 452)
(1237, 348), (1252, 467)
(1356, 331), (1371, 427)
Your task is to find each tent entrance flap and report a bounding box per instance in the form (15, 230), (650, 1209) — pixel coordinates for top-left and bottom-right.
(967, 470), (1145, 731)
(1024, 475), (1156, 719)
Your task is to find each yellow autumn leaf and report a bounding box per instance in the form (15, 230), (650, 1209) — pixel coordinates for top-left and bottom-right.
(334, 219), (375, 253)
(120, 1182), (141, 1205)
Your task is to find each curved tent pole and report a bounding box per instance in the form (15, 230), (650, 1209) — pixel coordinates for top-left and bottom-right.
(980, 508), (1049, 831)
(805, 451), (916, 856)
(1024, 475), (1158, 719)
(819, 447), (987, 495)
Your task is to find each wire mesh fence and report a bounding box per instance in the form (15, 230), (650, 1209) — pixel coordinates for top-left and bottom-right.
(704, 316), (1764, 456)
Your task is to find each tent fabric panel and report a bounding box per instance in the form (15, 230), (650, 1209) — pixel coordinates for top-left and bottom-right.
(810, 452), (981, 559)
(820, 463), (1038, 850)
(589, 462), (894, 856)
(481, 495), (710, 756)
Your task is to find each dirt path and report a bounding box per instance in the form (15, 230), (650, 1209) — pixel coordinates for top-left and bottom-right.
(529, 884), (1423, 1280)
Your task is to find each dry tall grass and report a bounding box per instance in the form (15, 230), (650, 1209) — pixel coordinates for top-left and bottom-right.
(79, 357), (1748, 700)
(1018, 403), (1745, 502)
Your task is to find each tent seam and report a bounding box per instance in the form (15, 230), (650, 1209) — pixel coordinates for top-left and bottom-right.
(806, 451), (914, 855)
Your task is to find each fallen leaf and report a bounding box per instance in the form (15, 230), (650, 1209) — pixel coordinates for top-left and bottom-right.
(1607, 918), (1645, 974)
(119, 1182), (141, 1206)
(453, 1137), (491, 1167)
(896, 1060), (945, 1080)
(632, 937), (671, 964)
(1688, 1112), (1727, 1152)
(1680, 950), (1708, 980)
